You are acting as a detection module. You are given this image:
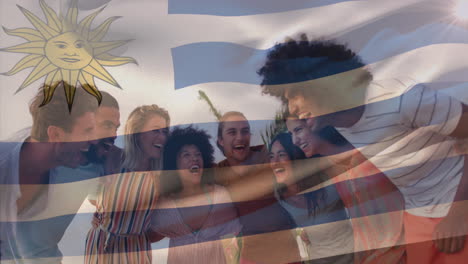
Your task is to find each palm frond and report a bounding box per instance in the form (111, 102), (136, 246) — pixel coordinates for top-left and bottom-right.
(198, 90), (223, 121)
(261, 109), (287, 147)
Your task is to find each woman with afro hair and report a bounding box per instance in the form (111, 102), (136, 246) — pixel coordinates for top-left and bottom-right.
(151, 126), (242, 264)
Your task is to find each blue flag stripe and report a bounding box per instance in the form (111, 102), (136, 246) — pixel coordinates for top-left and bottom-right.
(168, 0), (355, 16)
(172, 24), (468, 89)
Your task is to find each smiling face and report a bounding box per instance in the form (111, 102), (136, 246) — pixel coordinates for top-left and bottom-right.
(176, 144), (204, 187)
(95, 106), (121, 140)
(45, 32), (93, 70)
(283, 69), (371, 131)
(284, 88), (313, 120)
(286, 118), (323, 158)
(138, 114), (169, 160)
(284, 88), (328, 131)
(53, 111), (96, 168)
(269, 140), (294, 185)
(218, 115), (251, 165)
(87, 106), (121, 162)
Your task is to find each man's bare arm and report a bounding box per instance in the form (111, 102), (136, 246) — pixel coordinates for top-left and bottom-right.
(449, 104), (468, 138)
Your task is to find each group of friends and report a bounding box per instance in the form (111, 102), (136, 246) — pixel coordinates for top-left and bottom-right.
(1, 35), (468, 264)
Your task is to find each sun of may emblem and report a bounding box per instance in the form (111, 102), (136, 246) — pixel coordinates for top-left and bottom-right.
(1, 0), (136, 109)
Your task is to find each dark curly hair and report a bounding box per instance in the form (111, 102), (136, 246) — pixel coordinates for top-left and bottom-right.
(160, 126), (215, 196)
(258, 34), (372, 103)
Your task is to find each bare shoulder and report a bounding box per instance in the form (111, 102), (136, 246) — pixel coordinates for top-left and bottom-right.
(212, 184), (234, 203)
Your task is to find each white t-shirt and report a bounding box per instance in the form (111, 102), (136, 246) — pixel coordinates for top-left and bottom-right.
(339, 78), (463, 218)
(16, 164), (103, 264)
(1, 128), (104, 263)
(0, 132), (27, 263)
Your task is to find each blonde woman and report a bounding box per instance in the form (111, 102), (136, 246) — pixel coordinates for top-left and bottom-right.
(85, 105), (170, 264)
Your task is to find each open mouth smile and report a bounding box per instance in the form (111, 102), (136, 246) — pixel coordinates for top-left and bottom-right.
(233, 144), (246, 150)
(153, 144), (162, 149)
(298, 112), (311, 119)
(189, 165), (200, 173)
(274, 168), (285, 174)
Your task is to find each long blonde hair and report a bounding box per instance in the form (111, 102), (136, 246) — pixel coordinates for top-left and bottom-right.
(122, 105), (170, 171)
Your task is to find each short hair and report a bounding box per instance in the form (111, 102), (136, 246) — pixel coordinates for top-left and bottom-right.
(216, 111), (249, 154)
(122, 104), (170, 171)
(258, 34), (372, 103)
(99, 91), (119, 110)
(29, 82), (99, 142)
(161, 126), (215, 196)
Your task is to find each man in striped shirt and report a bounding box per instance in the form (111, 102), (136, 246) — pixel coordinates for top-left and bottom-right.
(258, 35), (468, 264)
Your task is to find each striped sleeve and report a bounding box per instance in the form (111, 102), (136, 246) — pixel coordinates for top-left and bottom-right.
(399, 83), (462, 136)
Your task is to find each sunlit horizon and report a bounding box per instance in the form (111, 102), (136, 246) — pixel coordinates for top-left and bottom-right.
(454, 0), (468, 21)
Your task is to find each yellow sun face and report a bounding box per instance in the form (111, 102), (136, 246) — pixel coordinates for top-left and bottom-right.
(45, 32), (93, 70)
(1, 0), (136, 110)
